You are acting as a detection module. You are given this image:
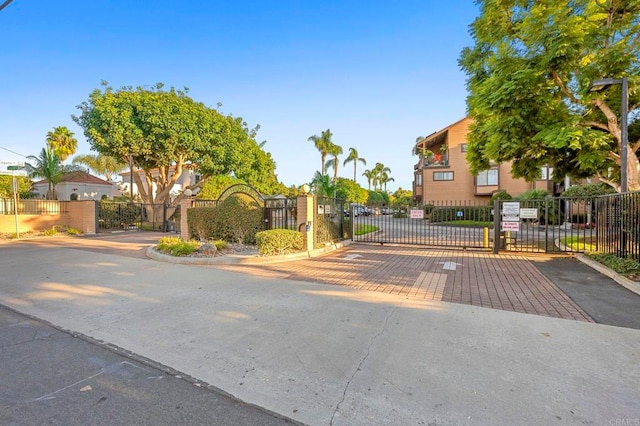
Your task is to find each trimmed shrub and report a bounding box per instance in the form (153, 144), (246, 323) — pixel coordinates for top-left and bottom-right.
(187, 194), (264, 243)
(316, 219), (342, 245)
(255, 229), (304, 256)
(430, 206), (493, 223)
(490, 190), (512, 204)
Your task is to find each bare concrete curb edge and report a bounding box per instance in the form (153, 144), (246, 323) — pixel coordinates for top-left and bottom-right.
(146, 239), (352, 265)
(574, 253), (640, 297)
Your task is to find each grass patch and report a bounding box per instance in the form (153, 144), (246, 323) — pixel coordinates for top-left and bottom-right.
(440, 220), (493, 228)
(561, 236), (597, 252)
(586, 253), (640, 281)
(355, 224), (379, 236)
(157, 236), (200, 256)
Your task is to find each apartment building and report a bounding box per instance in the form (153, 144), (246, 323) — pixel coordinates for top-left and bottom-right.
(413, 117), (555, 204)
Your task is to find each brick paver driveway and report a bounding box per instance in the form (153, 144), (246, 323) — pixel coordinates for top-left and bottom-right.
(215, 244), (593, 323)
(13, 233), (593, 323)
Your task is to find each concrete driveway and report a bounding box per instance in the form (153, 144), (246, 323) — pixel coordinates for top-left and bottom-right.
(1, 233), (639, 424)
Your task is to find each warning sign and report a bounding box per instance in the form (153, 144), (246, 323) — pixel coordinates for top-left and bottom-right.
(501, 221), (520, 232)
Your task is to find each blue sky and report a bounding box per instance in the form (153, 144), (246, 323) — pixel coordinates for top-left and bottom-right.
(0, 0), (479, 191)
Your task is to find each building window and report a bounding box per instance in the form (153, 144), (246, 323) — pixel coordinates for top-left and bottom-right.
(476, 169), (498, 186)
(539, 166), (553, 180)
(433, 171), (454, 181)
(461, 143), (468, 152)
(415, 173), (423, 186)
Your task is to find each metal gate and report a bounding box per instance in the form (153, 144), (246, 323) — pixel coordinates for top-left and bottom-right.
(352, 202), (491, 249)
(97, 201), (175, 232)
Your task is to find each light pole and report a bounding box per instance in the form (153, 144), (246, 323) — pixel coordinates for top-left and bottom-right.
(589, 77), (628, 193)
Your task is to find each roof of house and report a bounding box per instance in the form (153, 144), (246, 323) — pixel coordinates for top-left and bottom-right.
(416, 116), (471, 149)
(33, 171), (113, 186)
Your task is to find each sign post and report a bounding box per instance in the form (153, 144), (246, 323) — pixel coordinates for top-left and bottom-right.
(11, 175), (19, 238)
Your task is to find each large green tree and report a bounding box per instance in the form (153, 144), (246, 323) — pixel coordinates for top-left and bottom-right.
(343, 147), (366, 182)
(0, 175), (31, 198)
(46, 126), (78, 162)
(73, 83), (267, 205)
(72, 154), (126, 181)
(324, 142), (343, 183)
(335, 177), (368, 204)
(459, 0), (640, 192)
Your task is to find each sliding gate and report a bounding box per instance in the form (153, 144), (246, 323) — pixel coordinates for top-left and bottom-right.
(352, 203), (491, 249)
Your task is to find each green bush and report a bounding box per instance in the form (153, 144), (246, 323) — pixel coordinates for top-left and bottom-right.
(490, 190), (512, 204)
(187, 194), (264, 243)
(67, 227), (82, 235)
(255, 229), (304, 256)
(157, 237), (199, 256)
(316, 218), (342, 244)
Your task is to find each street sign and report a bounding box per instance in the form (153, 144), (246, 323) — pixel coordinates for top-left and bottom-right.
(410, 209), (424, 219)
(501, 221), (520, 232)
(520, 208), (538, 219)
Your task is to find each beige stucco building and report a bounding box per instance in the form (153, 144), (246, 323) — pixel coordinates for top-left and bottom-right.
(413, 117), (555, 204)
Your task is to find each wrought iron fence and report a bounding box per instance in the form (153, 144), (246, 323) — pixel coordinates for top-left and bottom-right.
(353, 200), (492, 249)
(0, 198), (68, 215)
(97, 201), (174, 232)
(265, 197), (297, 230)
(595, 192), (640, 262)
(315, 197), (345, 245)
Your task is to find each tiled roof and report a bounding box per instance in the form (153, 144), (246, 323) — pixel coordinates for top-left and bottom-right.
(34, 171), (112, 186)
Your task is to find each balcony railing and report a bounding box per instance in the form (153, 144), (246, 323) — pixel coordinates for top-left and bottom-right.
(414, 155), (449, 169)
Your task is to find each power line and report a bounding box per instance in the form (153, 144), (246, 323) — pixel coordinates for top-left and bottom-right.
(0, 0), (14, 12)
(0, 145), (28, 158)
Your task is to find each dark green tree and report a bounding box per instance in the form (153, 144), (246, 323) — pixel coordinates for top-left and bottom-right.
(459, 0), (640, 192)
(73, 83), (265, 205)
(25, 147), (62, 199)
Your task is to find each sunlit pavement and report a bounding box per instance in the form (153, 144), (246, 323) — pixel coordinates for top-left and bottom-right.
(2, 233), (639, 424)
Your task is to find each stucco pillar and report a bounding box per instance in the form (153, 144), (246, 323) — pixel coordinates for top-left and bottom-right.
(180, 198), (192, 239)
(297, 195), (315, 252)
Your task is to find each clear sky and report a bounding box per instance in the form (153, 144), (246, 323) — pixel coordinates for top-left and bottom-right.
(0, 0), (479, 192)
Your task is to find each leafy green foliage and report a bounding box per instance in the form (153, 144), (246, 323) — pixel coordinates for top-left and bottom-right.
(311, 172), (335, 197)
(587, 253), (640, 281)
(489, 190), (512, 204)
(73, 83), (274, 205)
(157, 237), (200, 256)
(390, 188), (413, 209)
(335, 178), (367, 204)
(187, 194), (264, 243)
(197, 175), (243, 200)
(516, 189), (549, 201)
(0, 175), (32, 197)
(561, 182), (617, 197)
(460, 1), (640, 191)
(255, 229), (304, 256)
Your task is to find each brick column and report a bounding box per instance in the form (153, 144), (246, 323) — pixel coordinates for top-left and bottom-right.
(297, 195), (315, 251)
(180, 198), (192, 239)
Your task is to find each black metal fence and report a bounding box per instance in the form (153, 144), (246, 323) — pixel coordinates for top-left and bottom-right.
(315, 197), (345, 245)
(0, 198), (68, 214)
(353, 200), (491, 249)
(97, 201), (177, 232)
(595, 192), (640, 262)
(265, 197), (297, 230)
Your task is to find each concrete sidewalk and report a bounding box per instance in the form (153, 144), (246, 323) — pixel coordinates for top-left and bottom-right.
(1, 241), (639, 424)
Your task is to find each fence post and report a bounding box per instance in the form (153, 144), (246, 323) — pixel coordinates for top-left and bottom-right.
(179, 198), (192, 239)
(493, 200), (501, 254)
(297, 194), (315, 252)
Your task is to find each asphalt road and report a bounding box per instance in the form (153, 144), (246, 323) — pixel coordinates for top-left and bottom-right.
(0, 305), (297, 426)
(532, 256), (640, 330)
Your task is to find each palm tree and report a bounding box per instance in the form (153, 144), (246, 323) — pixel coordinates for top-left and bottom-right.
(372, 163), (391, 191)
(343, 148), (366, 182)
(362, 169), (375, 190)
(308, 129), (333, 175)
(25, 147), (62, 199)
(381, 173), (395, 192)
(310, 171), (335, 197)
(72, 154), (126, 181)
(46, 126), (78, 162)
(325, 142), (343, 182)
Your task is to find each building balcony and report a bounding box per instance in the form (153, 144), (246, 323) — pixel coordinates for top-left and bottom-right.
(414, 155), (449, 169)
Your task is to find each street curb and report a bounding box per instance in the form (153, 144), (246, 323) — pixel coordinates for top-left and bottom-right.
(146, 239), (352, 265)
(574, 253), (640, 297)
